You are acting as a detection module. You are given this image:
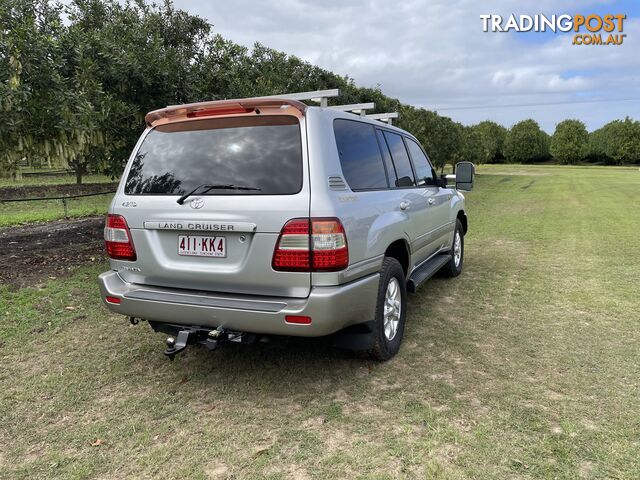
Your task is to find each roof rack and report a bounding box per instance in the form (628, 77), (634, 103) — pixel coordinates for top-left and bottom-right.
(366, 112), (399, 125)
(329, 102), (375, 117)
(267, 89), (340, 107)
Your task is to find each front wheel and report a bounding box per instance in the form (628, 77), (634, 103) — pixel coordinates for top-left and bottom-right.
(441, 219), (464, 277)
(368, 257), (407, 361)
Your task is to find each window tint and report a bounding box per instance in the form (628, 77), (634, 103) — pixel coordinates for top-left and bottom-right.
(125, 116), (302, 195)
(383, 131), (416, 187)
(376, 129), (398, 187)
(334, 119), (388, 190)
(405, 138), (435, 186)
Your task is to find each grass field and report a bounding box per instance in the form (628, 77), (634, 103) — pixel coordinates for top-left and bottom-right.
(0, 174), (113, 188)
(1, 165), (639, 479)
(0, 176), (116, 227)
(0, 194), (112, 227)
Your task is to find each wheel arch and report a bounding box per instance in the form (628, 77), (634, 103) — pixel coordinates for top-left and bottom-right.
(457, 210), (468, 235)
(384, 239), (411, 278)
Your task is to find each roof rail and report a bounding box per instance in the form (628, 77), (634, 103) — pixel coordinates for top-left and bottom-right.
(267, 89), (340, 107)
(366, 112), (399, 125)
(330, 102), (375, 117)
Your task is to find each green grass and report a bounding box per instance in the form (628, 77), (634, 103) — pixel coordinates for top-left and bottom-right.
(1, 165), (639, 479)
(0, 194), (112, 226)
(0, 173), (115, 226)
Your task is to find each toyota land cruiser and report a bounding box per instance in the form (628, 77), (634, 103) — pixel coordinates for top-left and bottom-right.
(98, 91), (473, 360)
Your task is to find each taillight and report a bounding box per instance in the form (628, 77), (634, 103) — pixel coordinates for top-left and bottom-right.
(272, 218), (348, 272)
(104, 214), (137, 261)
(310, 218), (349, 271)
(272, 219), (310, 271)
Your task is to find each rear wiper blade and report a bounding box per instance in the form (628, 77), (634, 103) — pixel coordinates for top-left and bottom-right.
(176, 184), (261, 204)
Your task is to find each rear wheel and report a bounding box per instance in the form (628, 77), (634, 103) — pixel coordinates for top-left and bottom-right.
(441, 219), (464, 277)
(368, 257), (407, 361)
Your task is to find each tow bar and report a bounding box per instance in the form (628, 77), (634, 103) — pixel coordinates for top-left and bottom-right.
(154, 325), (255, 360)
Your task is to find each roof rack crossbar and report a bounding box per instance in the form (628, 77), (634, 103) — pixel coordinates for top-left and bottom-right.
(266, 89), (340, 107)
(330, 102), (375, 117)
(366, 112), (399, 125)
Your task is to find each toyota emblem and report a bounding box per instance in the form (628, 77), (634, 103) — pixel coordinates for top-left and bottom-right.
(190, 197), (204, 209)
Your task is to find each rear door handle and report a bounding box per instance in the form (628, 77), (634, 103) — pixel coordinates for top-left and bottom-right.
(400, 201), (411, 211)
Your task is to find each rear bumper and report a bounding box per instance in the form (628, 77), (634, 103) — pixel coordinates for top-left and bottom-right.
(98, 270), (379, 336)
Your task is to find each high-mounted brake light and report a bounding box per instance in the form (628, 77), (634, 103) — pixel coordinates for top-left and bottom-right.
(186, 106), (255, 118)
(104, 214), (137, 261)
(272, 218), (348, 272)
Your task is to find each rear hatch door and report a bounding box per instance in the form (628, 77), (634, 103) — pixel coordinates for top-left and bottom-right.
(112, 114), (310, 298)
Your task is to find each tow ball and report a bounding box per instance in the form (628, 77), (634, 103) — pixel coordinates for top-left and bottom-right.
(164, 329), (193, 359)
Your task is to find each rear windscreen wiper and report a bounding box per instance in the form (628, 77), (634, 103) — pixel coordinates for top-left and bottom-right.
(176, 184), (261, 204)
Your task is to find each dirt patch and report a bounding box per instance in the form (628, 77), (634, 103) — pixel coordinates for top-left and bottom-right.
(204, 463), (230, 479)
(0, 216), (105, 288)
(579, 460), (594, 478)
(0, 182), (117, 200)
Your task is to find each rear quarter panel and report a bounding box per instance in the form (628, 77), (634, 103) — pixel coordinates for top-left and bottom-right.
(306, 109), (412, 286)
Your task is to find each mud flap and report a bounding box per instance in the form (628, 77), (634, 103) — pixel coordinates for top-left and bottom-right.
(332, 321), (375, 351)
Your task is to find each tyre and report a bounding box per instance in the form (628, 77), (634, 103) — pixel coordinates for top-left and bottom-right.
(368, 257), (407, 361)
(441, 219), (464, 277)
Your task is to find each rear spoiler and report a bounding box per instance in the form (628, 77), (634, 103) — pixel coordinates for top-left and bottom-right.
(145, 98), (308, 127)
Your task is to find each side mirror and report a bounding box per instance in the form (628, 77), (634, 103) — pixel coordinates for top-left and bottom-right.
(455, 162), (474, 191)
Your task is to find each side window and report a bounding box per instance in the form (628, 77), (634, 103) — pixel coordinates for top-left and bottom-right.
(334, 119), (389, 190)
(405, 138), (435, 186)
(376, 129), (398, 187)
(383, 131), (416, 188)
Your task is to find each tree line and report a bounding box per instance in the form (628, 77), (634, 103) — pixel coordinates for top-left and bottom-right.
(468, 117), (640, 166)
(2, 0), (639, 184)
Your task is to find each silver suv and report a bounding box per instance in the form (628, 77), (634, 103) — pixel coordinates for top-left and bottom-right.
(98, 92), (473, 360)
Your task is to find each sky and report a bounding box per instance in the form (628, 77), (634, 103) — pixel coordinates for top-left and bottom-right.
(172, 0), (640, 132)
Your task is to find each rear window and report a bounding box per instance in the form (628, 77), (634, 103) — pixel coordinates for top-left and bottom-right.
(383, 131), (416, 188)
(334, 119), (388, 190)
(405, 138), (435, 186)
(125, 116), (303, 195)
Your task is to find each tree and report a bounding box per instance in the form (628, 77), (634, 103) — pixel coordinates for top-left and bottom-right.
(58, 0), (212, 182)
(504, 119), (549, 163)
(0, 0), (69, 178)
(598, 118), (640, 165)
(473, 121), (507, 163)
(2, 0), (636, 180)
(550, 119), (588, 164)
(456, 126), (483, 166)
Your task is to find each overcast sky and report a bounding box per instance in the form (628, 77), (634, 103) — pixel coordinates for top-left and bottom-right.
(173, 0), (639, 132)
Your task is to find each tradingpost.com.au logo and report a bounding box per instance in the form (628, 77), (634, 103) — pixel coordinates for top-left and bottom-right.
(481, 14), (627, 45)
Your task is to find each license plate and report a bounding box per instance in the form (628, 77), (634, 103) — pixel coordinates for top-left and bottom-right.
(178, 235), (226, 257)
